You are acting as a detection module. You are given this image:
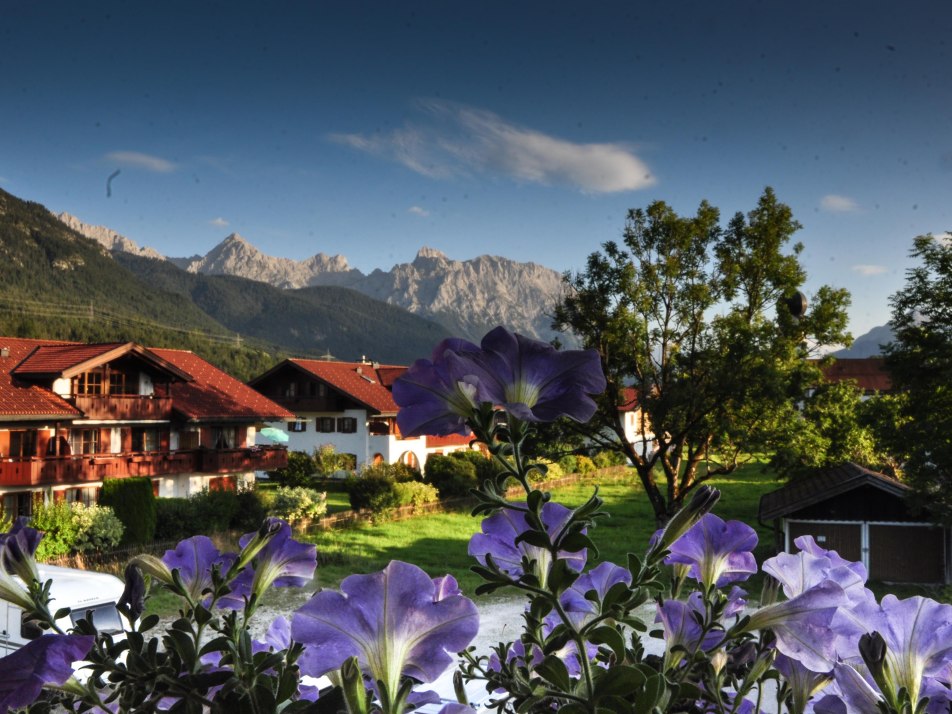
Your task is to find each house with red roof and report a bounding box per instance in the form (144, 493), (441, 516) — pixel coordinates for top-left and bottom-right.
(248, 358), (474, 471)
(0, 337), (292, 519)
(812, 357), (891, 397)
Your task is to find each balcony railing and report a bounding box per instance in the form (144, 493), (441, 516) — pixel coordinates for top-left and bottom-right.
(0, 446), (288, 487)
(71, 395), (174, 420)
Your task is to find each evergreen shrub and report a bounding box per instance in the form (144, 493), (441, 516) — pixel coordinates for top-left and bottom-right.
(99, 477), (156, 545)
(424, 454), (478, 498)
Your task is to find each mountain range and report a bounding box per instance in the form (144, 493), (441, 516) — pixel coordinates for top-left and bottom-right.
(58, 212), (567, 345)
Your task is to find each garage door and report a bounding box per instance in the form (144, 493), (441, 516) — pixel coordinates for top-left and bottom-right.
(869, 525), (945, 583)
(787, 521), (862, 562)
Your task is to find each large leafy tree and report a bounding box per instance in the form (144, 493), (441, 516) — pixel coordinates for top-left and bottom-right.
(552, 188), (851, 522)
(883, 233), (952, 522)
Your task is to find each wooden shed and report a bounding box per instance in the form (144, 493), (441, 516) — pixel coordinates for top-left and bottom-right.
(758, 462), (951, 584)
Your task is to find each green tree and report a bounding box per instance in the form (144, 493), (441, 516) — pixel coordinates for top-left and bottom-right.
(553, 188), (851, 522)
(883, 233), (952, 522)
(768, 378), (886, 477)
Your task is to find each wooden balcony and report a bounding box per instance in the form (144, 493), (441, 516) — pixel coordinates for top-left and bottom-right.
(0, 446), (287, 487)
(71, 395), (174, 420)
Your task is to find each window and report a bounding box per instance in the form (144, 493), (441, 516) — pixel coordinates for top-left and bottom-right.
(337, 417), (358, 434)
(75, 371), (103, 395)
(8, 430), (37, 458)
(287, 421), (307, 432)
(316, 417), (336, 433)
(108, 371), (131, 395)
(178, 429), (200, 450)
(131, 428), (159, 452)
(212, 427), (236, 449)
(283, 382), (297, 397)
(70, 429), (100, 455)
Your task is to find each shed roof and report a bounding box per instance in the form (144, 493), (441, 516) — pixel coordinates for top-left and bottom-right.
(758, 462), (909, 521)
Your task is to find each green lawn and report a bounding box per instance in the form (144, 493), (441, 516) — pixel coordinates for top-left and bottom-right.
(303, 462), (782, 599)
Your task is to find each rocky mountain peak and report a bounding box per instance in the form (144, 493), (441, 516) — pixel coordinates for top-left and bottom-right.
(53, 211), (164, 260)
(415, 246), (448, 261)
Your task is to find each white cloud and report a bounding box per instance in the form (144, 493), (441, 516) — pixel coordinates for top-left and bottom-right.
(408, 206), (429, 217)
(105, 151), (176, 173)
(209, 217), (229, 227)
(820, 194), (859, 213)
(330, 100), (655, 194)
(851, 264), (888, 276)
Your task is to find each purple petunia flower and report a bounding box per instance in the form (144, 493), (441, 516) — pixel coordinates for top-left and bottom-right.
(162, 535), (235, 603)
(763, 536), (871, 607)
(393, 337), (486, 437)
(469, 326), (607, 424)
(852, 595), (952, 706)
(665, 513), (758, 589)
(656, 593), (726, 670)
(222, 519), (317, 607)
(468, 502), (586, 588)
(291, 561), (479, 707)
(0, 634), (94, 712)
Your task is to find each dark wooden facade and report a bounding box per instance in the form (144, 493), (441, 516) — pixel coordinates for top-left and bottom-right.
(759, 462), (950, 584)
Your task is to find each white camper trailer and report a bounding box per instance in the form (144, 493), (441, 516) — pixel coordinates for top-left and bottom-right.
(0, 564), (124, 656)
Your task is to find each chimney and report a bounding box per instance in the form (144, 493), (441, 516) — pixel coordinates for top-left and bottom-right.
(0, 347), (9, 358)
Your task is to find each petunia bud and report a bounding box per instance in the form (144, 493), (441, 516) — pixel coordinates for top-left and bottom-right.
(711, 649), (728, 675)
(859, 631), (893, 701)
(648, 486), (721, 557)
(117, 563), (147, 622)
(234, 517), (283, 571)
(340, 655), (370, 714)
(129, 554), (174, 586)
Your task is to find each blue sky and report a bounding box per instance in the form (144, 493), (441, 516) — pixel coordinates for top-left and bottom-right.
(2, 1), (950, 336)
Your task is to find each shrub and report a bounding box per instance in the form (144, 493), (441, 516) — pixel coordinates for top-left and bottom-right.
(346, 469), (399, 513)
(189, 489), (240, 533)
(451, 450), (496, 484)
(70, 503), (124, 553)
(232, 488), (270, 532)
(425, 454), (478, 498)
(538, 459), (564, 481)
(269, 487), (328, 524)
(393, 481), (439, 510)
(593, 450), (627, 469)
(313, 444), (356, 478)
(268, 450), (316, 487)
(31, 501), (79, 561)
(557, 454), (578, 475)
(575, 455), (596, 476)
(155, 498), (195, 541)
(100, 477), (156, 545)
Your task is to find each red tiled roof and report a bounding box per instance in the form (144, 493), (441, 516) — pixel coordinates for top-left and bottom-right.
(152, 349), (295, 422)
(618, 387), (640, 412)
(14, 342), (194, 381)
(14, 342), (128, 376)
(426, 433), (474, 448)
(287, 359), (405, 414)
(816, 357), (891, 393)
(0, 338), (80, 419)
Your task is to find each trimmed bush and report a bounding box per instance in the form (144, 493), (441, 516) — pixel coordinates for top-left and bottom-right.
(269, 487), (328, 524)
(99, 477), (156, 545)
(425, 454), (478, 498)
(393, 481), (439, 510)
(346, 465), (403, 512)
(155, 498), (194, 541)
(450, 450), (496, 484)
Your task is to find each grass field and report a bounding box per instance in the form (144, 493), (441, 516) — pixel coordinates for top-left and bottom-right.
(303, 461), (782, 598)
